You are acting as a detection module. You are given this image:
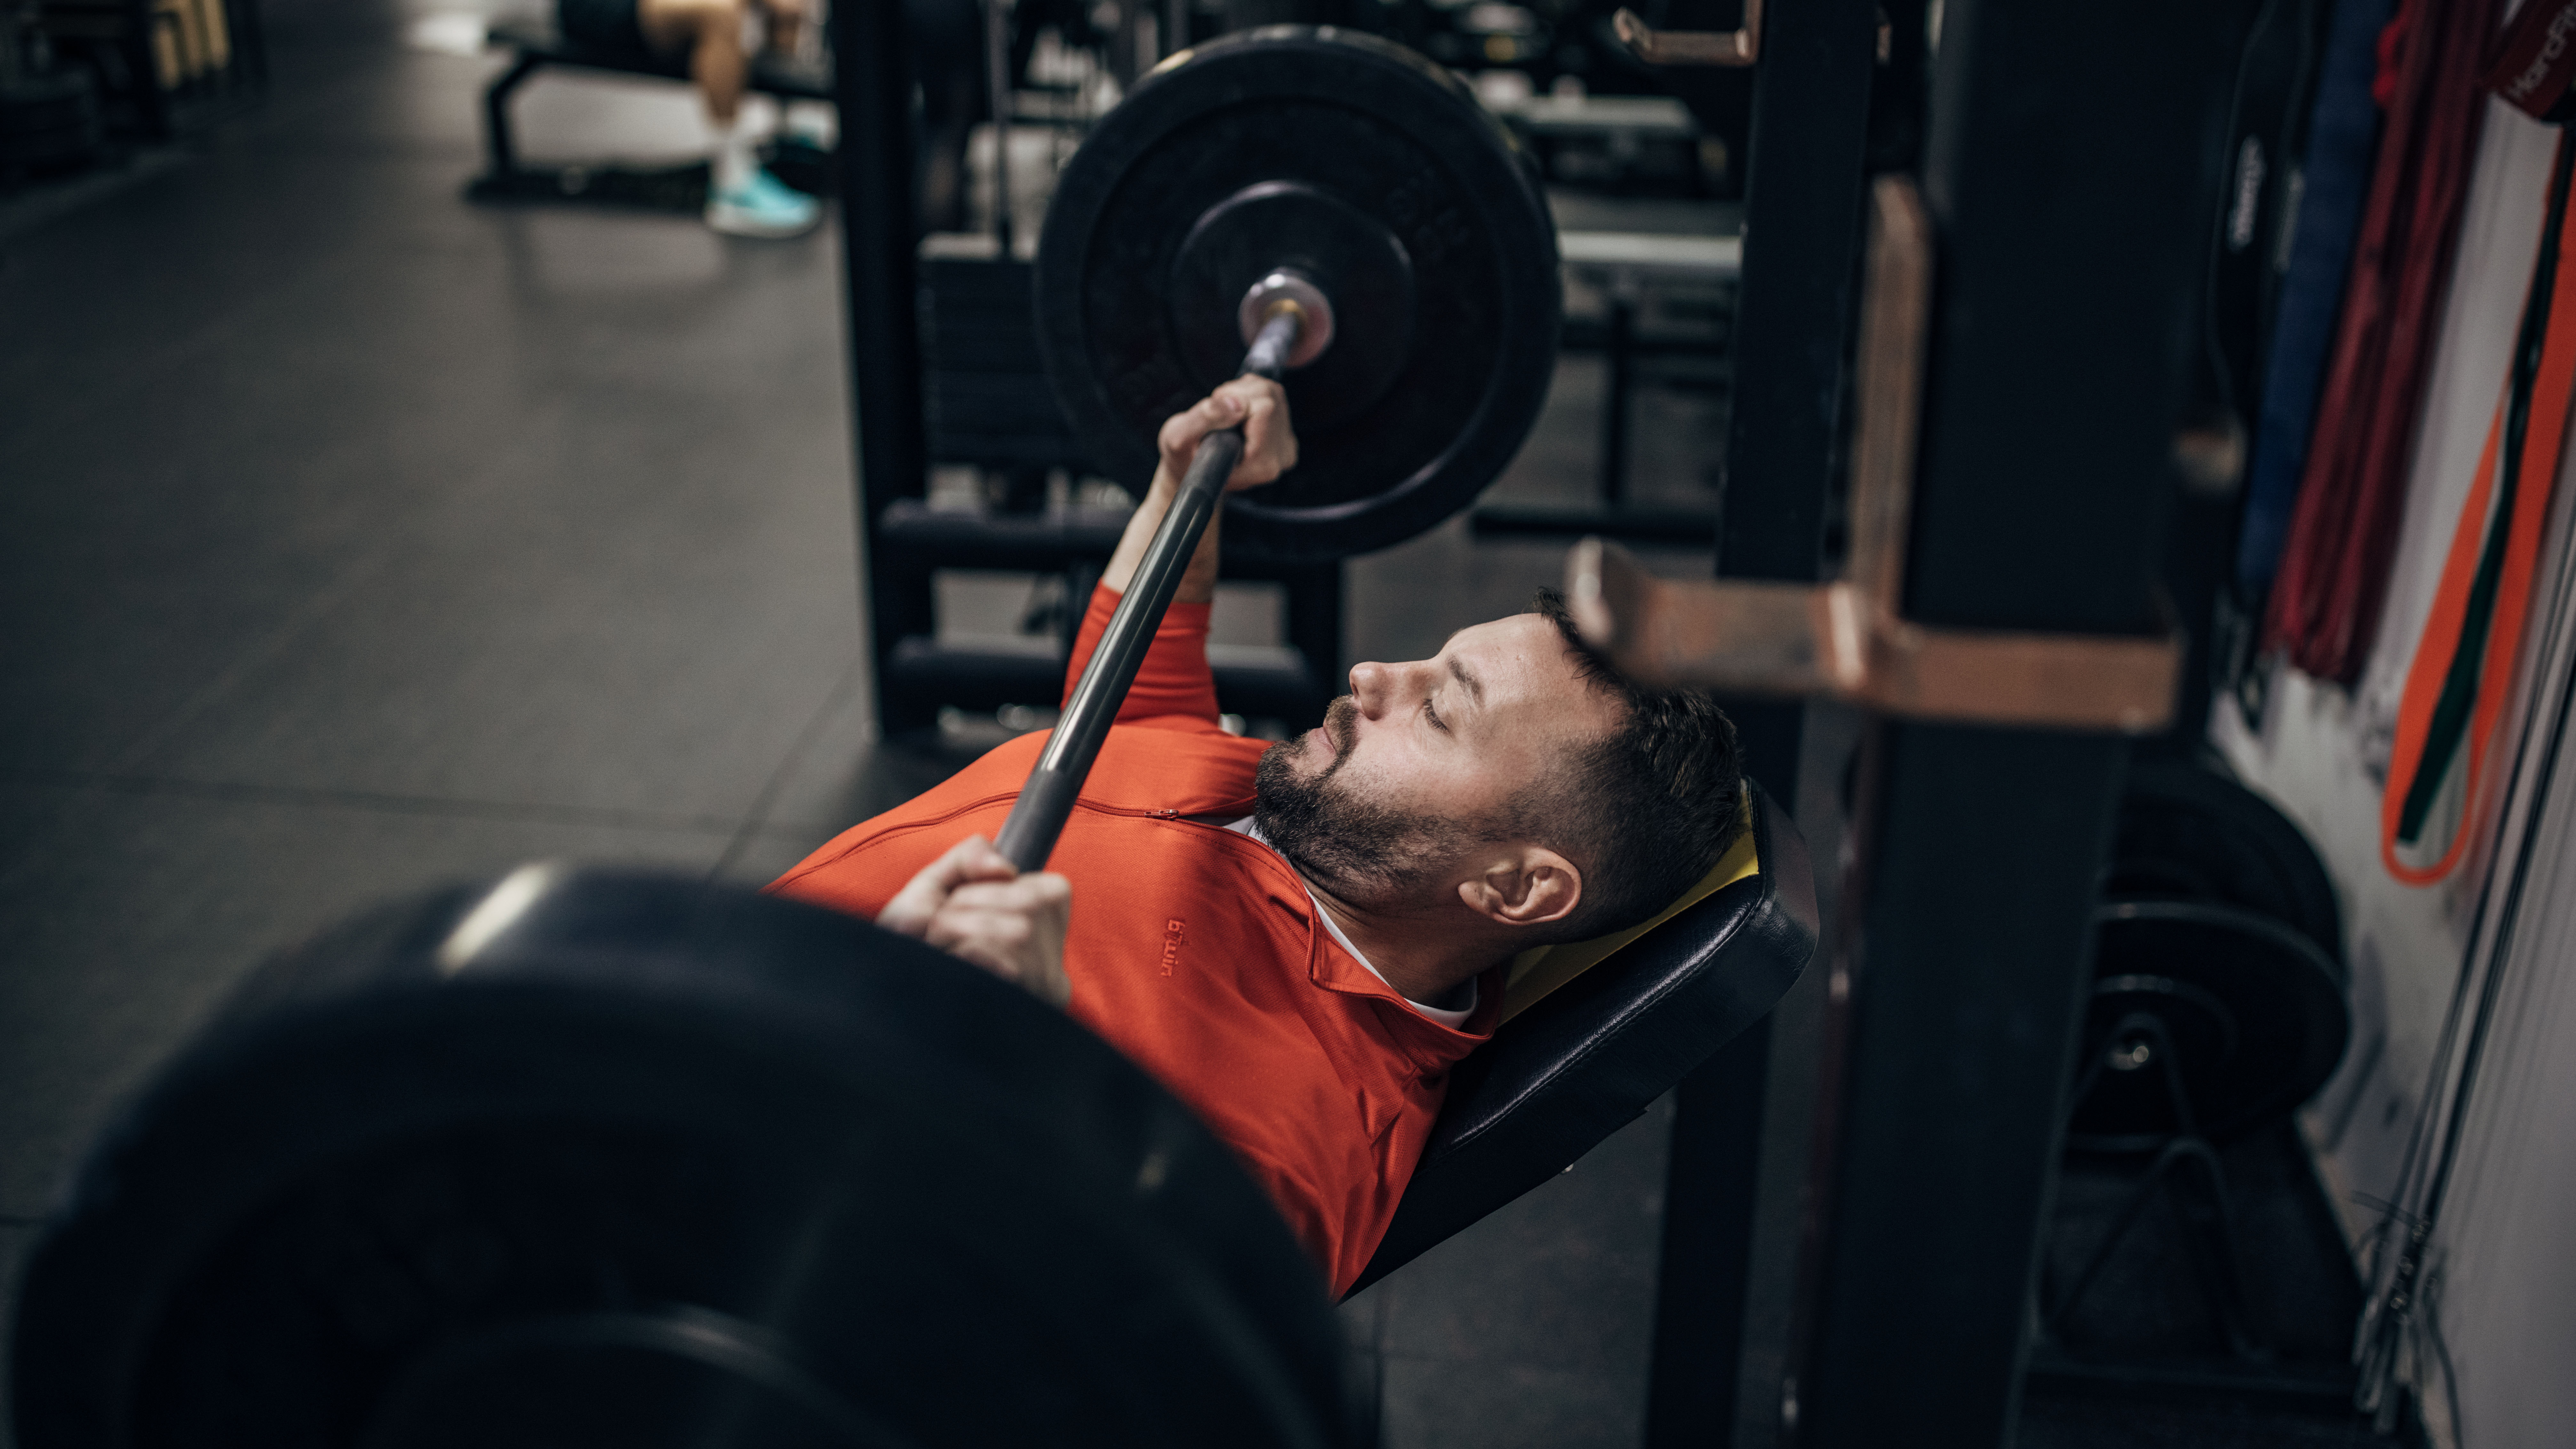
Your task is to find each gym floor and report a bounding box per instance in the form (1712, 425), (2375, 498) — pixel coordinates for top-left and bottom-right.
(0, 3), (1730, 1444)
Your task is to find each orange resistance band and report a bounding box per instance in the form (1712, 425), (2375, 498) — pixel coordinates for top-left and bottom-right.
(2382, 136), (2576, 886)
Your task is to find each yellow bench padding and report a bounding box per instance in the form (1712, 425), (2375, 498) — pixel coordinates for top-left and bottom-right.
(1499, 806), (1762, 1024)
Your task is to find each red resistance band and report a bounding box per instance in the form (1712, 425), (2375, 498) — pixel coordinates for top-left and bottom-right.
(2261, 0), (2496, 685)
(2484, 0), (2576, 123)
(2383, 134), (2576, 886)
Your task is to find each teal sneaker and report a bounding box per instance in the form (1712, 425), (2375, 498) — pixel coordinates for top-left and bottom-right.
(706, 168), (820, 239)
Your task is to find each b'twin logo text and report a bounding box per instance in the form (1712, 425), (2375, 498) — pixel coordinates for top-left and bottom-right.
(1160, 919), (1186, 976)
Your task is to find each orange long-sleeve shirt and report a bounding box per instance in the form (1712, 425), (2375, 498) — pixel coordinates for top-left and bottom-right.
(770, 585), (1498, 1294)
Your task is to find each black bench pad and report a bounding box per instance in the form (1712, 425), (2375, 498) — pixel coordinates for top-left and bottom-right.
(1349, 777), (1819, 1294)
(484, 17), (834, 102)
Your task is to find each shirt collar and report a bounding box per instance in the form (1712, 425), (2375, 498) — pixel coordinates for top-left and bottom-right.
(1225, 816), (1480, 1029)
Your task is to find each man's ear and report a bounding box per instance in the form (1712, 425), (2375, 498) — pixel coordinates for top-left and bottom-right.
(1457, 847), (1583, 929)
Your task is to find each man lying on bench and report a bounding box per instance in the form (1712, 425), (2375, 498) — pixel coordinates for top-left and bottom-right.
(556, 0), (820, 236)
(771, 378), (1745, 1295)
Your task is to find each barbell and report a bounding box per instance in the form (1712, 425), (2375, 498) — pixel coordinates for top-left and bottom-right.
(11, 870), (1353, 1448)
(10, 26), (1568, 1446)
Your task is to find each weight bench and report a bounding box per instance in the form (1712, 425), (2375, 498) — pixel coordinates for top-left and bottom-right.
(468, 17), (833, 203)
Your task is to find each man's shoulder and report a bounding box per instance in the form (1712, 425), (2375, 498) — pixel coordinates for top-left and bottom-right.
(1082, 722), (1268, 814)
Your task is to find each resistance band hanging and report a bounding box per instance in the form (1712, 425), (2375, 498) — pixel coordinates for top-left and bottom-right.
(2382, 134), (2576, 885)
(2258, 0), (2496, 684)
(2483, 0), (2576, 124)
(2236, 0), (2394, 607)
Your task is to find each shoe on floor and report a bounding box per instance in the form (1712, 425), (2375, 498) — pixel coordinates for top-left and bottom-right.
(706, 168), (820, 239)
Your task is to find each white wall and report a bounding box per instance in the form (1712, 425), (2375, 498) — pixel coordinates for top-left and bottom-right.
(2210, 98), (2576, 1448)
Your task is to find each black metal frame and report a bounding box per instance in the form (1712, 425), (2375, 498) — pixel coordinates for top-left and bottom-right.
(1645, 0), (1881, 1442)
(1631, 0), (2269, 1440)
(2043, 1015), (2266, 1361)
(869, 501), (1342, 733)
(1466, 271), (1738, 548)
(835, 0), (932, 738)
(1782, 2), (2255, 1443)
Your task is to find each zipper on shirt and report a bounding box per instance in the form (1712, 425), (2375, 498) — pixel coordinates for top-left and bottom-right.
(1084, 802), (1254, 824)
(837, 797), (1228, 862)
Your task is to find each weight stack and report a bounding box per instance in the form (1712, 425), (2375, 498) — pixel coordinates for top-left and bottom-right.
(0, 70), (106, 181)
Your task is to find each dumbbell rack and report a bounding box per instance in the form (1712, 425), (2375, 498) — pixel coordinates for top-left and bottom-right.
(29, 0), (263, 140)
(2031, 765), (2352, 1388)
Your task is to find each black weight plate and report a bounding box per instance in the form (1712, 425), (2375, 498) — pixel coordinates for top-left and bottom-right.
(2107, 760), (2344, 968)
(2065, 900), (2351, 1153)
(1036, 25), (1561, 562)
(1168, 181), (1415, 432)
(12, 870), (1347, 1449)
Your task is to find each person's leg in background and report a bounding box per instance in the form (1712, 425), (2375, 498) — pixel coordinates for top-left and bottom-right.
(633, 0), (820, 237)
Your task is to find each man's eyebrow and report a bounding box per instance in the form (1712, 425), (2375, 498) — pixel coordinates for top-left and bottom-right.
(1447, 655), (1485, 707)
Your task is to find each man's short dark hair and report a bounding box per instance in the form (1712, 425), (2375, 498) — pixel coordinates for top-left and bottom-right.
(1519, 588), (1746, 939)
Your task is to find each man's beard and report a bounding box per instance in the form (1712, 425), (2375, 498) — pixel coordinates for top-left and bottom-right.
(1254, 697), (1460, 906)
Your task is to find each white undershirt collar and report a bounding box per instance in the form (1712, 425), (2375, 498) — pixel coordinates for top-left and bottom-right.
(1225, 816), (1478, 1028)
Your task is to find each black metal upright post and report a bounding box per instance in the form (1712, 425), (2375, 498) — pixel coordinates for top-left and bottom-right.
(1646, 1), (1878, 1443)
(1281, 563), (1344, 721)
(834, 0), (934, 735)
(1786, 2), (2250, 1444)
(1599, 297), (1635, 506)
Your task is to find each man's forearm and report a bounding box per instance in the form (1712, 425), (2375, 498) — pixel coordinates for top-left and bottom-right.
(1101, 464), (1224, 605)
(1105, 378), (1292, 604)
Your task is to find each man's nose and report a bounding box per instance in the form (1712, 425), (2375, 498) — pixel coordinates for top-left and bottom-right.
(1346, 658), (1435, 721)
(1348, 660), (1394, 718)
